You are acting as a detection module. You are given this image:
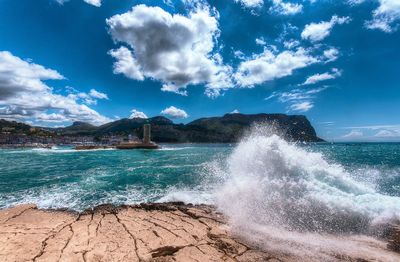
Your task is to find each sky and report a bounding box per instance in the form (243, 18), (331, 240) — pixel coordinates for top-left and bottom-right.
(0, 0), (399, 142)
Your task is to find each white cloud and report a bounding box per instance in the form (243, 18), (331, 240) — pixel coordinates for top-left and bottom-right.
(56, 0), (101, 7)
(83, 0), (101, 7)
(374, 130), (399, 138)
(301, 15), (351, 42)
(108, 47), (144, 81)
(323, 47), (340, 63)
(234, 48), (318, 87)
(161, 106), (189, 119)
(129, 109), (148, 119)
(235, 0), (302, 15)
(36, 113), (68, 123)
(234, 50), (246, 60)
(365, 0), (400, 32)
(0, 51), (110, 125)
(283, 39), (300, 49)
(349, 0), (400, 32)
(255, 37), (267, 45)
(342, 130), (364, 138)
(266, 87), (326, 112)
(107, 4), (233, 97)
(235, 0), (264, 8)
(302, 68), (342, 85)
(230, 109), (240, 114)
(289, 101), (313, 112)
(270, 0), (303, 15)
(65, 87), (109, 105)
(89, 89), (109, 100)
(342, 124), (400, 141)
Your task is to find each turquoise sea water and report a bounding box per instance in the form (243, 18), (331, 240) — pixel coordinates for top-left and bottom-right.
(0, 140), (399, 213)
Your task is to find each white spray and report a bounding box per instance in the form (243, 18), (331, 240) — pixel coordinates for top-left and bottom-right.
(212, 126), (400, 260)
(215, 125), (400, 233)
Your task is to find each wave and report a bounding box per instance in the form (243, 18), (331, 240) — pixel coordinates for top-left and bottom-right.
(214, 126), (400, 235)
(173, 125), (398, 260)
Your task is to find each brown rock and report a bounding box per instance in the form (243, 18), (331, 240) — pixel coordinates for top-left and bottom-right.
(0, 203), (400, 262)
(387, 224), (400, 252)
(0, 203), (272, 262)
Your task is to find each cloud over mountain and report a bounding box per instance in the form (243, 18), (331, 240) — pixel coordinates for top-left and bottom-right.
(161, 106), (189, 119)
(129, 109), (148, 119)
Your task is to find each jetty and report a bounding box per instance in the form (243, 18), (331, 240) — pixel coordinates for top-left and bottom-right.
(116, 124), (159, 149)
(74, 124), (159, 150)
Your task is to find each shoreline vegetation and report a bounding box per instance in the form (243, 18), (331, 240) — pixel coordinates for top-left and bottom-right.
(1, 202), (400, 262)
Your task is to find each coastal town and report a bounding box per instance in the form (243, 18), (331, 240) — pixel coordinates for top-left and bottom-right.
(0, 122), (159, 150)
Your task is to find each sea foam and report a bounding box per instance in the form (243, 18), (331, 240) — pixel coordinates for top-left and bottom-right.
(215, 126), (400, 235)
(201, 126), (400, 260)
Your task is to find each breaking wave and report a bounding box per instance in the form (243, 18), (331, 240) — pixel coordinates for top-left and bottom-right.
(214, 126), (400, 235)
(201, 125), (400, 260)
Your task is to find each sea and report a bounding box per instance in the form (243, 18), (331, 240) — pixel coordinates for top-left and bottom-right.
(1, 127), (400, 259)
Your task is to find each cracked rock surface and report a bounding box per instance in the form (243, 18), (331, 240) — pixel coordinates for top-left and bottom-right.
(0, 203), (280, 262)
(1, 203), (400, 262)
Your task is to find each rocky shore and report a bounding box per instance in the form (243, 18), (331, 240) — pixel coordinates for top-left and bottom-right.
(0, 203), (399, 262)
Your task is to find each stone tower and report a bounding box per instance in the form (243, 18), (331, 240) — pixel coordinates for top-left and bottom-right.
(143, 124), (151, 144)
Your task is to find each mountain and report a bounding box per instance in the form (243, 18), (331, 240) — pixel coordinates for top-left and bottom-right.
(0, 113), (324, 142)
(0, 119), (32, 133)
(59, 113), (324, 142)
(54, 121), (97, 135)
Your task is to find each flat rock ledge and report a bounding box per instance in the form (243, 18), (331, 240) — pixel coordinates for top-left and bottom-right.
(0, 203), (280, 262)
(2, 203), (400, 262)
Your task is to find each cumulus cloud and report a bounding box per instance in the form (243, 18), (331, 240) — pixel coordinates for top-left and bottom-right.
(108, 47), (144, 81)
(270, 0), (303, 15)
(301, 15), (351, 42)
(129, 109), (148, 119)
(349, 0), (400, 32)
(36, 113), (68, 123)
(234, 48), (318, 87)
(235, 0), (264, 9)
(107, 4), (233, 97)
(161, 106), (189, 119)
(229, 109), (240, 114)
(0, 51), (110, 125)
(302, 68), (342, 85)
(365, 0), (400, 32)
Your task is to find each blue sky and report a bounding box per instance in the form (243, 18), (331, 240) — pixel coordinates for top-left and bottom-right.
(0, 0), (399, 141)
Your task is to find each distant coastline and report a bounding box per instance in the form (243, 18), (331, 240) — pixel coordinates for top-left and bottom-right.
(0, 113), (323, 148)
